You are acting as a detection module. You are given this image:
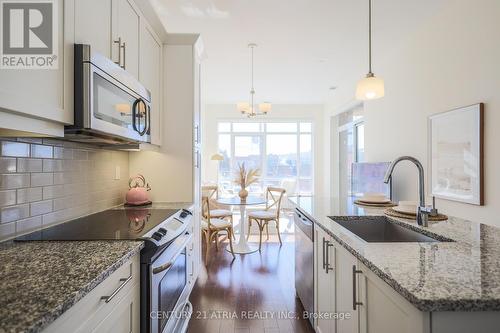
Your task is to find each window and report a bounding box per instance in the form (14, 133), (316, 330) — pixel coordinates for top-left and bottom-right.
(217, 121), (313, 195)
(355, 122), (365, 163)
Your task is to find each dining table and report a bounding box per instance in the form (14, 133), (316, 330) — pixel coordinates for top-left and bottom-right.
(215, 196), (267, 254)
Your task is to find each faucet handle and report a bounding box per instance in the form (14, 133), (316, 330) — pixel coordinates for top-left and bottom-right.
(430, 196), (438, 217)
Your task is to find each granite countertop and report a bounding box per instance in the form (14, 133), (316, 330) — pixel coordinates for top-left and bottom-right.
(0, 240), (144, 333)
(289, 195), (500, 312)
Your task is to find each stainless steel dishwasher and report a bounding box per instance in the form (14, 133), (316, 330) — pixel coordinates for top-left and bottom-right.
(294, 208), (314, 325)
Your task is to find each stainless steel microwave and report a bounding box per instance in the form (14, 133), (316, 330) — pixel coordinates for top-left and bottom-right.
(65, 44), (151, 145)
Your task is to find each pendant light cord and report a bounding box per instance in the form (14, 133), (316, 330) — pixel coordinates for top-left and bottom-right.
(251, 45), (254, 114)
(368, 0), (372, 75)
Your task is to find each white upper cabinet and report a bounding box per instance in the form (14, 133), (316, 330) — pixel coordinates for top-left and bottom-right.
(114, 0), (140, 79)
(74, 0), (113, 59)
(139, 22), (162, 146)
(0, 0), (74, 126)
(74, 0), (140, 79)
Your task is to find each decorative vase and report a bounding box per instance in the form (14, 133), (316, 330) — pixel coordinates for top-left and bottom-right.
(238, 188), (248, 200)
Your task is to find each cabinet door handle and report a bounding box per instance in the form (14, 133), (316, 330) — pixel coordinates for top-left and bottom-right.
(100, 274), (132, 303)
(194, 125), (200, 144)
(113, 37), (122, 66)
(325, 242), (334, 273)
(322, 237), (327, 270)
(352, 265), (363, 310)
(121, 42), (126, 69)
(194, 151), (200, 168)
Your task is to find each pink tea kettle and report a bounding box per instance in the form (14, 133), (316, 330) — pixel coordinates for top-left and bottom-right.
(125, 174), (152, 206)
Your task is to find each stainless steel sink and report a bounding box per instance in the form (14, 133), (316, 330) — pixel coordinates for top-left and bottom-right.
(328, 216), (449, 243)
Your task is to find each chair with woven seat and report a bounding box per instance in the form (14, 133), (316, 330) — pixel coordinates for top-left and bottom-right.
(201, 194), (235, 263)
(201, 185), (233, 222)
(247, 187), (286, 251)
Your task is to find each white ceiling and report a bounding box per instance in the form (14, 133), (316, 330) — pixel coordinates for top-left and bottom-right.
(152, 0), (444, 104)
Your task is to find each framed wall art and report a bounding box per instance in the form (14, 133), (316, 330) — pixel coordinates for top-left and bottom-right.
(429, 103), (484, 205)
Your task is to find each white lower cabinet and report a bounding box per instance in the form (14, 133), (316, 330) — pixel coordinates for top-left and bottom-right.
(43, 254), (140, 333)
(314, 229), (428, 333)
(358, 264), (429, 333)
(335, 244), (360, 333)
(315, 226), (335, 333)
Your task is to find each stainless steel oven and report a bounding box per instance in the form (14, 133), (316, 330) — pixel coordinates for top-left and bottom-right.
(66, 44), (152, 145)
(143, 231), (193, 333)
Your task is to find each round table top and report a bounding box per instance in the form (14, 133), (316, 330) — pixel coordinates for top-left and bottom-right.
(216, 196), (267, 206)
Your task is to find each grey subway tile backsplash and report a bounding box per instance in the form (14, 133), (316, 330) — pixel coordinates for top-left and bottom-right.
(0, 138), (129, 240)
(43, 159), (63, 172)
(30, 200), (53, 216)
(31, 173), (53, 187)
(1, 204), (30, 223)
(0, 158), (16, 173)
(17, 188), (43, 204)
(0, 222), (15, 239)
(16, 216), (42, 234)
(17, 158), (43, 173)
(0, 174), (30, 190)
(72, 149), (88, 160)
(0, 141), (30, 157)
(0, 191), (16, 206)
(42, 185), (64, 200)
(31, 144), (53, 158)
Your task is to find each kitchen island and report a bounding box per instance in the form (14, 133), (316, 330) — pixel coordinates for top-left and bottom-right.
(290, 195), (500, 333)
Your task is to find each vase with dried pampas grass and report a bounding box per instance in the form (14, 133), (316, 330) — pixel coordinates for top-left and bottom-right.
(234, 163), (260, 200)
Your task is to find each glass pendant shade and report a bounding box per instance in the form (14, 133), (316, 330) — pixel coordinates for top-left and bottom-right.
(258, 102), (271, 114)
(355, 74), (385, 100)
(237, 102), (250, 114)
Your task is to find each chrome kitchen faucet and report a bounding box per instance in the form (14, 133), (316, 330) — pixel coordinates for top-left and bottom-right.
(383, 156), (433, 227)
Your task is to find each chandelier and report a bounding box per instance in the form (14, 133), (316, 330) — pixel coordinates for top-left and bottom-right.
(237, 43), (271, 117)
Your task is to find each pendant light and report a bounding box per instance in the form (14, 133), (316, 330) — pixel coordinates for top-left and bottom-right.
(236, 43), (271, 117)
(356, 0), (384, 100)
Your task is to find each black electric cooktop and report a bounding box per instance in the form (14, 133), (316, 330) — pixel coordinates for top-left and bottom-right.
(15, 208), (179, 241)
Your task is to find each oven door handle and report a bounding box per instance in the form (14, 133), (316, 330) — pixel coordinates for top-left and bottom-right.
(153, 262), (173, 274)
(151, 233), (193, 275)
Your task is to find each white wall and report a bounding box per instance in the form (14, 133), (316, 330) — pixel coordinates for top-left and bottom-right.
(325, 0), (500, 225)
(202, 104), (325, 196)
(129, 45), (194, 203)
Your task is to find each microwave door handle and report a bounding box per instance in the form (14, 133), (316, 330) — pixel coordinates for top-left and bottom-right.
(147, 105), (151, 135)
(132, 99), (139, 132)
(132, 99), (148, 135)
(137, 100), (147, 136)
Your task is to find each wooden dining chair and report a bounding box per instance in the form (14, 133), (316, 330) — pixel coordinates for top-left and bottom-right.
(247, 187), (286, 251)
(201, 195), (235, 263)
(201, 185), (233, 223)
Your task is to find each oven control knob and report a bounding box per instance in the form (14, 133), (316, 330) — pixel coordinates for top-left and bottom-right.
(151, 232), (163, 241)
(157, 228), (167, 235)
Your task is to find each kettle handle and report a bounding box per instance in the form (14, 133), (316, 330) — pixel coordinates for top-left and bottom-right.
(129, 174), (146, 189)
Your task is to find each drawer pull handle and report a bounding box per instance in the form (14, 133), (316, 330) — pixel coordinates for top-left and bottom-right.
(352, 265), (363, 310)
(101, 275), (132, 303)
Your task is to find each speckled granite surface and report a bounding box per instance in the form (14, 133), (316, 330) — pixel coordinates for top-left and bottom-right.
(0, 240), (143, 333)
(290, 196), (500, 312)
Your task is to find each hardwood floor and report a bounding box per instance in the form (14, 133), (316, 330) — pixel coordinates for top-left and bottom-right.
(187, 231), (315, 333)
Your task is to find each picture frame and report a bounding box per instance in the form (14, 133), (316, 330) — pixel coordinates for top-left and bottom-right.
(429, 103), (484, 205)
